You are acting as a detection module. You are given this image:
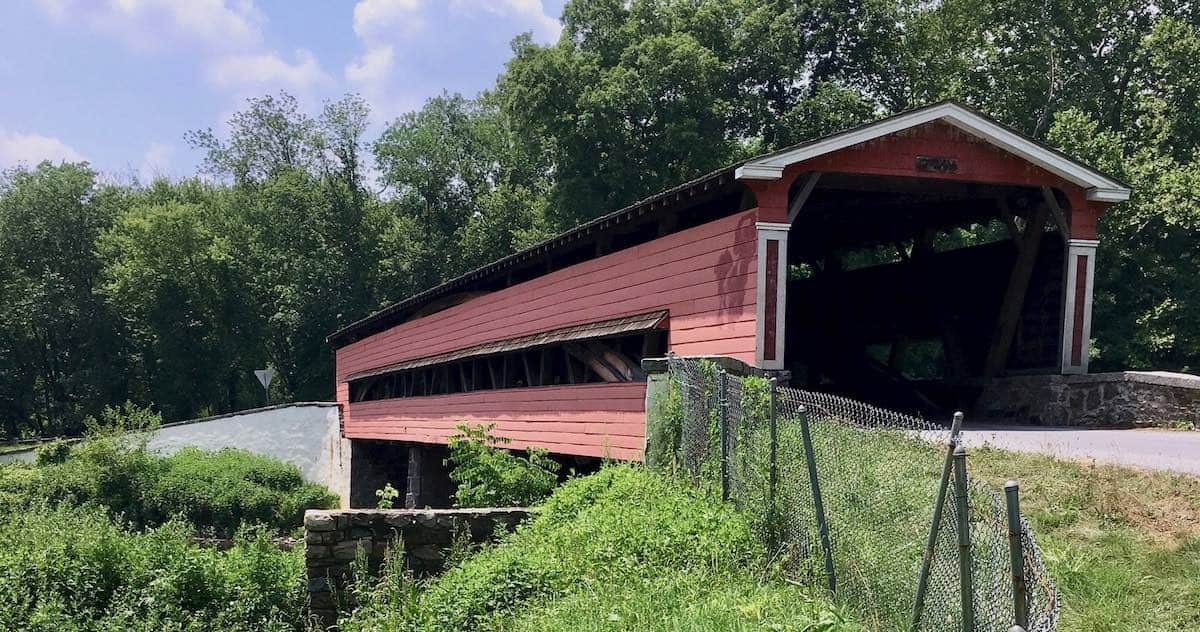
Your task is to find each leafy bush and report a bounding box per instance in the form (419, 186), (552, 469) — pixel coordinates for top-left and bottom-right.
(33, 439), (73, 466)
(445, 424), (560, 507)
(0, 504), (306, 631)
(0, 407), (336, 535)
(24, 428), (164, 527)
(143, 447), (338, 535)
(340, 465), (859, 631)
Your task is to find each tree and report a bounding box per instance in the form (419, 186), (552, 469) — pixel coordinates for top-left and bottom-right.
(373, 93), (553, 298)
(500, 7), (741, 226)
(0, 162), (131, 437)
(186, 93), (381, 402)
(98, 196), (261, 419)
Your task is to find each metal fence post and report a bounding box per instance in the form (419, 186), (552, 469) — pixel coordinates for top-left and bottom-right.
(718, 368), (730, 502)
(954, 443), (975, 632)
(767, 377), (779, 537)
(910, 411), (964, 631)
(798, 403), (836, 594)
(1005, 481), (1029, 629)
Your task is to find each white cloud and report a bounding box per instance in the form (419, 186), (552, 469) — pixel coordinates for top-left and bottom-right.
(346, 0), (421, 94)
(0, 129), (85, 168)
(451, 0), (560, 41)
(138, 142), (174, 182)
(344, 0), (560, 118)
(34, 0), (264, 52)
(345, 45), (395, 84)
(352, 0), (421, 39)
(206, 49), (331, 91)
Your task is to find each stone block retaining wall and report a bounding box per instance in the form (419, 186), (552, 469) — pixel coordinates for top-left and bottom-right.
(304, 507), (533, 625)
(976, 371), (1200, 427)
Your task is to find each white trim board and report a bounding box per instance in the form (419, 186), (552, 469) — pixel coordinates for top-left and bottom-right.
(734, 102), (1130, 203)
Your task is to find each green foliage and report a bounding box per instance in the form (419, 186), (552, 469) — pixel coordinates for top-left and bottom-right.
(0, 162), (132, 439)
(34, 439), (73, 466)
(644, 374), (684, 470)
(376, 482), (400, 509)
(98, 197), (262, 420)
(0, 401), (328, 628)
(445, 424), (561, 508)
(145, 447), (337, 535)
(0, 505), (306, 631)
(0, 410), (335, 536)
(341, 465), (859, 631)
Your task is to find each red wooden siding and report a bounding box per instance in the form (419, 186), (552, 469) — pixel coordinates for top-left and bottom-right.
(343, 383), (647, 460)
(337, 208), (760, 458)
(748, 121), (1101, 225)
(791, 121), (1086, 189)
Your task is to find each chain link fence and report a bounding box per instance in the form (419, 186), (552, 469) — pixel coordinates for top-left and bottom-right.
(659, 356), (1058, 632)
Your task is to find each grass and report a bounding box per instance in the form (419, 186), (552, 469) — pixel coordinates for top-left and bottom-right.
(968, 446), (1200, 631)
(0, 504), (307, 631)
(0, 430), (334, 631)
(659, 360), (1199, 632)
(756, 420), (1200, 632)
(340, 465), (861, 631)
(733, 417), (1200, 631)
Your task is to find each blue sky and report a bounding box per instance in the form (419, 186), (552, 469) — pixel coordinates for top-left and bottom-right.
(0, 0), (566, 180)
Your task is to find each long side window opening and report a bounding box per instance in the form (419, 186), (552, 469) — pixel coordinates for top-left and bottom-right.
(349, 330), (667, 402)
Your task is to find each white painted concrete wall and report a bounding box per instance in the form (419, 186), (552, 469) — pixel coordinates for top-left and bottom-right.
(0, 448), (35, 465)
(148, 403), (349, 498)
(1, 403), (351, 502)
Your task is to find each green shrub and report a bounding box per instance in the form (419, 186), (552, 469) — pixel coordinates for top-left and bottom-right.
(33, 431), (165, 526)
(143, 447), (336, 535)
(34, 439), (73, 466)
(0, 413), (337, 536)
(341, 465), (859, 631)
(0, 505), (305, 631)
(445, 424), (561, 507)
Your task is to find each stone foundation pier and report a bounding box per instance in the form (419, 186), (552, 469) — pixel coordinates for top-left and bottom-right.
(304, 507), (534, 626)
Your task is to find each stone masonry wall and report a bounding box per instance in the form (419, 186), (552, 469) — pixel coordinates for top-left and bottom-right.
(304, 507), (534, 625)
(976, 371), (1200, 427)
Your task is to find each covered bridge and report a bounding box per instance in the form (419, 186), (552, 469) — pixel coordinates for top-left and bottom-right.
(329, 101), (1129, 507)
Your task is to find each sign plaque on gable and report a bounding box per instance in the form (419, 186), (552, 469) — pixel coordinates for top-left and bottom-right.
(916, 156), (959, 173)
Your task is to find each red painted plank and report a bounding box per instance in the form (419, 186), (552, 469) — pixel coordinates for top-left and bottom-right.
(339, 251), (757, 375)
(341, 383), (650, 459)
(343, 431), (643, 461)
(343, 230), (755, 352)
(337, 209), (760, 379)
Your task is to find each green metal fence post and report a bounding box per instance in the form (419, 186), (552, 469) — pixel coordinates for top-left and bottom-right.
(798, 403), (836, 594)
(910, 411), (964, 631)
(767, 377), (779, 549)
(954, 443), (975, 632)
(1005, 481), (1029, 629)
(718, 368), (729, 502)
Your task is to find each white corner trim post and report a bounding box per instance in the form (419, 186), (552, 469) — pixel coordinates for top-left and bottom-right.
(1061, 239), (1098, 374)
(756, 222), (791, 370)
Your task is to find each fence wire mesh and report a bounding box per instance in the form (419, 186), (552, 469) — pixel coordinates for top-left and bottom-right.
(662, 357), (1058, 632)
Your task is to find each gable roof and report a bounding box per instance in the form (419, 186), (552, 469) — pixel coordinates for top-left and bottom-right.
(735, 100), (1130, 202)
(330, 100), (1129, 347)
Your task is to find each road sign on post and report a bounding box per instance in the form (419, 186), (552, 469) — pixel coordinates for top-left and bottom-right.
(254, 367), (276, 405)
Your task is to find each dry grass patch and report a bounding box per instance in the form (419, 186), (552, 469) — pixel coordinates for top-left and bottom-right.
(968, 446), (1200, 631)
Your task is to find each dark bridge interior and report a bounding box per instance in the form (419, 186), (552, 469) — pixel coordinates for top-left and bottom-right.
(783, 174), (1067, 415)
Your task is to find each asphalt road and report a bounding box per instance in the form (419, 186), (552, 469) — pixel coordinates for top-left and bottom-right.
(961, 425), (1200, 477)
